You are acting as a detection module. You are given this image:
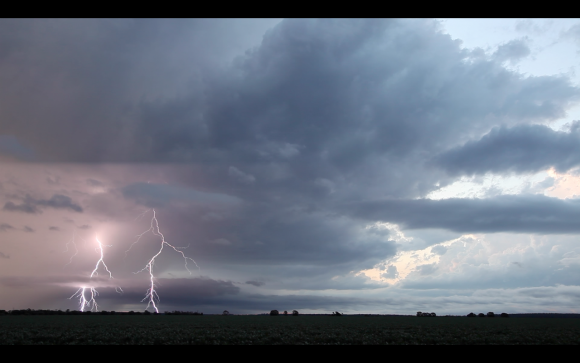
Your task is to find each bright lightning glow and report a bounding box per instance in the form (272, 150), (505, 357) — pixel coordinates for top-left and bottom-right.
(70, 286), (99, 312)
(67, 236), (119, 312)
(127, 209), (199, 313)
(91, 237), (114, 279)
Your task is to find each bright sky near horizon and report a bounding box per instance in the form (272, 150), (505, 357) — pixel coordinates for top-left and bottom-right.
(1, 19), (580, 315)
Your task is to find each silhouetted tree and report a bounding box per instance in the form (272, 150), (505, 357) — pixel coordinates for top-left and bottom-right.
(292, 310), (299, 316)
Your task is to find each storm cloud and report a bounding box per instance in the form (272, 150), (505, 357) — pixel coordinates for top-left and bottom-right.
(435, 123), (580, 175)
(348, 194), (580, 234)
(1, 19), (580, 313)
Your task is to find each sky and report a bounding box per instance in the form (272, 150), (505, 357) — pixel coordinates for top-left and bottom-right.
(1, 18), (580, 314)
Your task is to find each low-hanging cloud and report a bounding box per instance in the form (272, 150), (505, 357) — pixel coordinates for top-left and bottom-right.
(121, 182), (241, 208)
(0, 223), (14, 232)
(347, 194), (580, 234)
(434, 124), (580, 176)
(3, 194), (82, 214)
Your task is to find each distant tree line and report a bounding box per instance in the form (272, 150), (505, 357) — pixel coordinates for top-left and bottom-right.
(269, 310), (299, 316)
(467, 312), (509, 318)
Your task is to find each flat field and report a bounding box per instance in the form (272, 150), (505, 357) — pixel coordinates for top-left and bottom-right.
(1, 315), (580, 344)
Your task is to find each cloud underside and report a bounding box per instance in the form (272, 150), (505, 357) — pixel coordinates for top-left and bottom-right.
(435, 123), (580, 175)
(349, 195), (580, 234)
(1, 19), (580, 312)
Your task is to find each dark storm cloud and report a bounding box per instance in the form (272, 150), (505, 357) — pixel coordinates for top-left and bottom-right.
(37, 194), (83, 212)
(0, 19), (280, 163)
(0, 223), (14, 231)
(0, 135), (34, 160)
(3, 201), (38, 214)
(434, 124), (580, 175)
(121, 182), (240, 208)
(245, 280), (265, 287)
(100, 277), (240, 305)
(101, 278), (378, 313)
(2, 18), (580, 301)
(347, 194), (580, 234)
(2, 194), (82, 214)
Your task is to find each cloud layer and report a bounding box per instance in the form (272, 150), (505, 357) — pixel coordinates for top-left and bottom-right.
(1, 19), (580, 313)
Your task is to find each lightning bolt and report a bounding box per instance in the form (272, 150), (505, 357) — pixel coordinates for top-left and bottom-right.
(67, 236), (120, 312)
(69, 286), (99, 312)
(91, 237), (114, 279)
(127, 209), (200, 313)
(63, 230), (79, 269)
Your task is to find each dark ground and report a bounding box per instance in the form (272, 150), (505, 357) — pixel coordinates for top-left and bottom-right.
(1, 315), (580, 344)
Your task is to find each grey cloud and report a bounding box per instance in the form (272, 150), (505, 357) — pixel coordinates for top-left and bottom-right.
(98, 277), (240, 307)
(86, 178), (103, 186)
(78, 224), (91, 230)
(3, 200), (39, 214)
(48, 226), (60, 231)
(0, 19), (281, 163)
(434, 124), (580, 176)
(121, 182), (240, 208)
(0, 251), (9, 259)
(562, 23), (580, 48)
(23, 226), (34, 232)
(492, 38), (531, 64)
(228, 166), (255, 184)
(2, 194), (82, 214)
(37, 194), (83, 212)
(0, 135), (34, 160)
(381, 265), (399, 279)
(416, 263), (438, 276)
(0, 223), (14, 231)
(245, 280), (265, 287)
(347, 194), (580, 234)
(2, 19), (580, 312)
(431, 245), (448, 255)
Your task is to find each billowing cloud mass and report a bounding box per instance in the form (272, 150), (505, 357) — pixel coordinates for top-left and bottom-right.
(1, 19), (580, 314)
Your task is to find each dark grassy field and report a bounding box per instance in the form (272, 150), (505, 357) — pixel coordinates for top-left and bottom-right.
(1, 315), (580, 344)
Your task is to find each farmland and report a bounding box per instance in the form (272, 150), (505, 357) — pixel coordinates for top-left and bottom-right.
(1, 315), (580, 344)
